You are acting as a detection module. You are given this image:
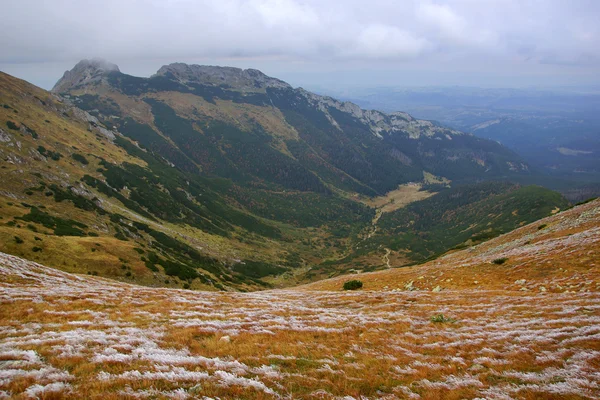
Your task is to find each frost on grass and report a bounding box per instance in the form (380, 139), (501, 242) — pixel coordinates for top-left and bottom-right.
(1, 251), (600, 398)
(24, 382), (72, 398)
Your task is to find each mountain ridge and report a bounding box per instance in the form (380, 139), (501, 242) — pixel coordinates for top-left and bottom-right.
(0, 65), (567, 291)
(55, 59), (530, 194)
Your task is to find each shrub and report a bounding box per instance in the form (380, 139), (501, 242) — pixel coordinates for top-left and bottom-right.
(14, 236), (24, 244)
(343, 279), (363, 290)
(71, 153), (89, 165)
(492, 257), (508, 265)
(32, 246), (42, 252)
(6, 121), (18, 130)
(431, 314), (456, 323)
(538, 224), (547, 230)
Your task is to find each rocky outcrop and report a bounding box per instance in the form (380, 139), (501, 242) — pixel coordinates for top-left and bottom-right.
(52, 58), (120, 93)
(298, 88), (464, 140)
(69, 107), (116, 140)
(153, 63), (291, 92)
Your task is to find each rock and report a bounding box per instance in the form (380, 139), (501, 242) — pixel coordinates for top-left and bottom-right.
(515, 279), (526, 285)
(154, 63), (291, 92)
(432, 286), (442, 293)
(539, 286), (547, 292)
(520, 287), (528, 291)
(52, 58), (120, 93)
(299, 87), (464, 140)
(404, 281), (414, 291)
(219, 335), (231, 343)
(0, 128), (11, 143)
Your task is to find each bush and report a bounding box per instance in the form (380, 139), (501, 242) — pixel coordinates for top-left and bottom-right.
(14, 236), (24, 244)
(343, 279), (363, 290)
(6, 121), (19, 130)
(492, 257), (508, 265)
(538, 224), (547, 230)
(71, 153), (89, 165)
(32, 246), (42, 252)
(431, 314), (456, 323)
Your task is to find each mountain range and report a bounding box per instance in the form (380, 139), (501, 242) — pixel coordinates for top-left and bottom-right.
(331, 85), (600, 197)
(0, 59), (572, 290)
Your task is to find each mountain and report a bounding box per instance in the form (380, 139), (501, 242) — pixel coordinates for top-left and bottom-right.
(331, 85), (600, 189)
(54, 59), (531, 197)
(0, 198), (598, 398)
(0, 62), (569, 290)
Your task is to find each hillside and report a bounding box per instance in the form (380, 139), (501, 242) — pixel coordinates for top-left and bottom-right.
(0, 65), (570, 290)
(0, 70), (308, 291)
(303, 198), (600, 292)
(55, 59), (531, 197)
(0, 199), (598, 399)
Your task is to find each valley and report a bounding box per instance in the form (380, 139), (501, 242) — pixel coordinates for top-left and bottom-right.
(0, 58), (598, 400)
(2, 1), (599, 398)
(0, 62), (569, 291)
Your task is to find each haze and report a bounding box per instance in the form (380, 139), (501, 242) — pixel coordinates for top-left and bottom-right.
(1, 0), (599, 90)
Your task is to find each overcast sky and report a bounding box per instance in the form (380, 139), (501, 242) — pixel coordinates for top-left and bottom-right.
(1, 0), (599, 91)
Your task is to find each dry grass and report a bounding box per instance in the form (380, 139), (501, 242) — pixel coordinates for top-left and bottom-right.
(0, 200), (598, 399)
(358, 183), (434, 214)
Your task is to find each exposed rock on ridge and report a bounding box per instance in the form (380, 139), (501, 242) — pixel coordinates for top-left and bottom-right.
(154, 63), (291, 92)
(52, 58), (120, 93)
(298, 88), (464, 140)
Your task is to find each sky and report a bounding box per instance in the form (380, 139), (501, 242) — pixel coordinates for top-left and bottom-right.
(1, 0), (599, 91)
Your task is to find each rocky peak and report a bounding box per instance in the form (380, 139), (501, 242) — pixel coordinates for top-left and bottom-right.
(297, 88), (463, 140)
(154, 63), (291, 92)
(52, 58), (120, 93)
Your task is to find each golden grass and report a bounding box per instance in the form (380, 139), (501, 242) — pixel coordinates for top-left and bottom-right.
(358, 183), (434, 214)
(1, 250), (599, 398)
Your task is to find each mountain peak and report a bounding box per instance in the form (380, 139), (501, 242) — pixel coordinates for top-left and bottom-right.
(52, 58), (120, 93)
(154, 63), (291, 91)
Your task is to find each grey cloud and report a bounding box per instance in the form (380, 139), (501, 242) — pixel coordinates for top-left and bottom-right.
(1, 0), (599, 88)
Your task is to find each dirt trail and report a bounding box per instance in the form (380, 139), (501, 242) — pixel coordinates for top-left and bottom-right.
(383, 247), (392, 268)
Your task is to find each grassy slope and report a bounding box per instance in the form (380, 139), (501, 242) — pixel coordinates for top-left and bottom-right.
(0, 72), (321, 291)
(307, 182), (570, 280)
(302, 198), (600, 292)
(0, 198), (598, 398)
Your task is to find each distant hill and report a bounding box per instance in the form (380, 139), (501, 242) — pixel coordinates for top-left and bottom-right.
(332, 85), (600, 189)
